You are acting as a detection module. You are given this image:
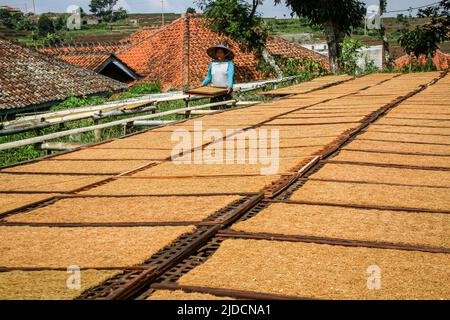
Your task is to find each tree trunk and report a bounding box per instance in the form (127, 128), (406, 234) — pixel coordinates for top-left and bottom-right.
(262, 47), (283, 79)
(382, 28), (391, 67)
(249, 0), (259, 20)
(324, 22), (345, 74)
(379, 0), (391, 68)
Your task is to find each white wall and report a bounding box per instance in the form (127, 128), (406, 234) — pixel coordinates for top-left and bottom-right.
(358, 45), (383, 70)
(301, 43), (383, 70)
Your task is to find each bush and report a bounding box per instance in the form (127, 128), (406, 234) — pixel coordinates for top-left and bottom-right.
(41, 33), (64, 46)
(258, 55), (326, 79)
(339, 38), (366, 75)
(401, 54), (437, 73)
(0, 9), (24, 29)
(51, 96), (108, 111)
(277, 56), (325, 77)
(17, 16), (37, 31)
(115, 83), (161, 100)
(37, 15), (56, 36)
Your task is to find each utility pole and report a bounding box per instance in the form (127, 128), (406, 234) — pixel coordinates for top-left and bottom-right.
(161, 0), (165, 25)
(32, 0), (36, 14)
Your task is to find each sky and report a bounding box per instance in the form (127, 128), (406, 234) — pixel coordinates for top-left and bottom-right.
(0, 0), (440, 18)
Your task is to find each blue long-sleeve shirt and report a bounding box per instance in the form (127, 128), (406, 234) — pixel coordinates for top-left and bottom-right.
(202, 60), (235, 88)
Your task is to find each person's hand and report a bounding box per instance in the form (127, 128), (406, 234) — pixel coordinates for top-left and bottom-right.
(226, 87), (232, 94)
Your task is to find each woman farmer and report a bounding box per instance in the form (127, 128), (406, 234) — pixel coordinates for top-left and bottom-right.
(202, 44), (235, 109)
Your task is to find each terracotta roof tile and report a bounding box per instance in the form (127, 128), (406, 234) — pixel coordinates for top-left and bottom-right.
(38, 42), (129, 56)
(0, 39), (127, 111)
(394, 50), (450, 71)
(57, 53), (110, 71)
(117, 16), (330, 91)
(117, 19), (185, 90)
(127, 27), (161, 44)
(34, 16), (331, 92)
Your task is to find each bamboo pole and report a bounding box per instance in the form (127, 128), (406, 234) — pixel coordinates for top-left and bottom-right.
(6, 98), (157, 125)
(132, 120), (176, 126)
(1, 76), (298, 130)
(37, 142), (83, 151)
(0, 100), (238, 151)
(92, 106), (157, 120)
(0, 106), (159, 136)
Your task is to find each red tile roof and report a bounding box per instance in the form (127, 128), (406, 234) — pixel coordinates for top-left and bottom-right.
(37, 42), (139, 77)
(38, 42), (129, 56)
(128, 27), (161, 44)
(35, 16), (330, 92)
(394, 50), (450, 71)
(117, 16), (330, 91)
(57, 53), (111, 71)
(117, 19), (185, 89)
(0, 39), (127, 111)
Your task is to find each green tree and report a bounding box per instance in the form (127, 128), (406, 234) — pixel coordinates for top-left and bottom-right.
(17, 16), (37, 31)
(398, 0), (450, 57)
(0, 9), (25, 29)
(396, 14), (405, 23)
(79, 7), (86, 17)
(378, 0), (391, 67)
(274, 0), (366, 73)
(112, 7), (128, 21)
(37, 14), (55, 36)
(186, 7), (197, 14)
(54, 15), (67, 31)
(196, 0), (283, 78)
(42, 33), (64, 45)
(339, 38), (365, 75)
(89, 0), (118, 21)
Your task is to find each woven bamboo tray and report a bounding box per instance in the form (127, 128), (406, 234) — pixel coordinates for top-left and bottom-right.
(0, 226), (194, 267)
(334, 150), (450, 168)
(178, 239), (450, 299)
(6, 195), (241, 224)
(344, 140), (450, 155)
(3, 160), (150, 175)
(0, 193), (58, 215)
(83, 175), (281, 196)
(55, 148), (172, 160)
(291, 180), (450, 211)
(358, 131), (450, 144)
(367, 125), (450, 135)
(0, 270), (121, 300)
(232, 203), (450, 248)
(185, 86), (229, 97)
(311, 163), (450, 187)
(0, 174), (109, 193)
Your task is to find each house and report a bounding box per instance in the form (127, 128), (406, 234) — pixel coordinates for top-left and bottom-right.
(0, 39), (127, 117)
(36, 15), (329, 91)
(301, 43), (329, 56)
(38, 42), (139, 83)
(0, 6), (21, 13)
(302, 42), (383, 70)
(116, 15), (329, 90)
(84, 17), (103, 25)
